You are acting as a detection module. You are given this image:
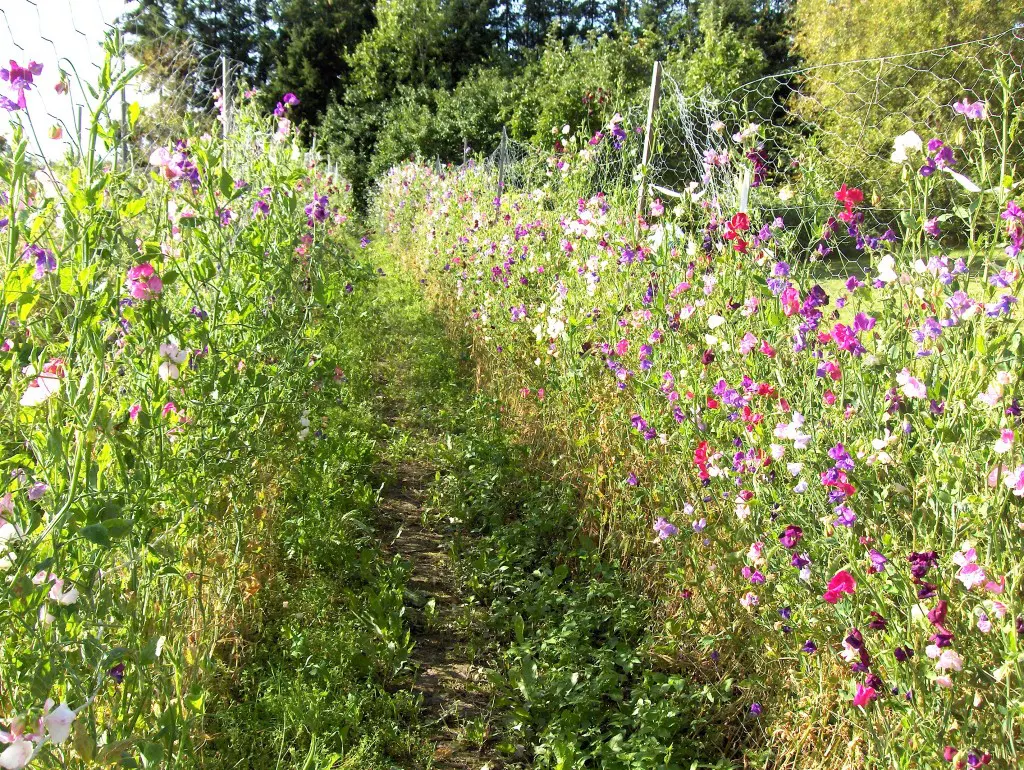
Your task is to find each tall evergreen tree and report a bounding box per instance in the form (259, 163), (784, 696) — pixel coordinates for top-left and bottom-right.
(121, 0), (276, 105)
(264, 0), (376, 126)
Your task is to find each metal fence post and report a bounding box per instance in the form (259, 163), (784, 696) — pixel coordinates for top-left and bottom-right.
(496, 126), (508, 200)
(636, 61), (663, 227)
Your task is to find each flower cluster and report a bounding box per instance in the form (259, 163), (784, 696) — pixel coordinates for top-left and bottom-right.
(375, 91), (1024, 765)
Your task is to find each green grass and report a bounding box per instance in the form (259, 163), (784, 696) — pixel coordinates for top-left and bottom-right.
(199, 247), (744, 769)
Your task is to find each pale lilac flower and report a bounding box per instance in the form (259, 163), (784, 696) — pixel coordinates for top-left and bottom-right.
(953, 98), (987, 120)
(896, 369), (927, 399)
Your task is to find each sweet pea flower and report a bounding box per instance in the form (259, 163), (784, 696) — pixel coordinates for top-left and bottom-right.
(890, 130), (923, 163)
(895, 369), (927, 399)
(935, 648), (963, 672)
(48, 577), (79, 605)
(953, 98), (987, 120)
(852, 682), (876, 707)
(156, 341), (187, 380)
(779, 525), (803, 549)
(1001, 465), (1024, 496)
(42, 700), (76, 745)
(127, 263), (163, 300)
(994, 429), (1014, 453)
(149, 147), (183, 180)
(653, 517), (678, 540)
(0, 59), (43, 112)
(823, 570), (856, 604)
(20, 360), (64, 407)
(0, 738), (35, 770)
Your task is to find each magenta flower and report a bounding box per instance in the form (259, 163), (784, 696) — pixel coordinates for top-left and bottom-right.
(127, 263), (163, 300)
(0, 59), (43, 111)
(823, 570), (856, 604)
(852, 682), (876, 707)
(779, 525), (803, 549)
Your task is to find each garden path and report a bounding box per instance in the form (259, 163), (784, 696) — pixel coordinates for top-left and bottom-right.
(367, 276), (504, 769)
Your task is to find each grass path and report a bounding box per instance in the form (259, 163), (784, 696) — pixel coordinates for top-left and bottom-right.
(356, 264), (505, 768)
(204, 255), (737, 770)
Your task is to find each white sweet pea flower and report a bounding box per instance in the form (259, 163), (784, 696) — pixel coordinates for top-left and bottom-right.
(0, 741), (34, 770)
(876, 254), (898, 283)
(890, 130), (922, 163)
(42, 701), (76, 745)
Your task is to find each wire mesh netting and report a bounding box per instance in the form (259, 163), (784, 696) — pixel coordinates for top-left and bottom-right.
(653, 27), (1024, 210)
(465, 26), (1023, 279)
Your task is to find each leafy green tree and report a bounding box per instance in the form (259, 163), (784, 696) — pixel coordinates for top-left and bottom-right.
(794, 0), (1019, 63)
(264, 0), (376, 126)
(121, 0), (276, 102)
(672, 0), (767, 97)
(322, 0), (499, 199)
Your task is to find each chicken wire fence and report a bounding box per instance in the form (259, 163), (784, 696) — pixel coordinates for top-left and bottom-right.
(459, 25), (1023, 277)
(653, 27), (1024, 209)
(0, 1), (330, 176)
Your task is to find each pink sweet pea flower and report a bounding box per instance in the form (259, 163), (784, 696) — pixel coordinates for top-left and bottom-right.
(822, 570), (856, 604)
(895, 368), (927, 399)
(994, 429), (1014, 453)
(1003, 465), (1024, 496)
(127, 263), (163, 300)
(780, 286), (801, 316)
(852, 682), (876, 707)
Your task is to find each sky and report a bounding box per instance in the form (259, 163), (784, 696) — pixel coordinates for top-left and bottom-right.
(0, 0), (140, 157)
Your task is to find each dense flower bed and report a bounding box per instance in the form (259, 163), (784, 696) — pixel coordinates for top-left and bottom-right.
(0, 46), (362, 768)
(375, 90), (1024, 766)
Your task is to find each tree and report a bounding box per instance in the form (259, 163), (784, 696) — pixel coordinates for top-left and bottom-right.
(121, 0), (276, 104)
(794, 0), (1020, 64)
(264, 0), (376, 126)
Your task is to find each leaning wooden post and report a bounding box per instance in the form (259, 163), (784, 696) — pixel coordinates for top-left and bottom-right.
(496, 126), (508, 200)
(221, 55), (230, 140)
(462, 137), (468, 166)
(636, 61), (663, 228)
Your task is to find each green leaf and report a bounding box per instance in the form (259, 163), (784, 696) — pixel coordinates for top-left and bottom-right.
(80, 523), (111, 547)
(121, 198), (147, 218)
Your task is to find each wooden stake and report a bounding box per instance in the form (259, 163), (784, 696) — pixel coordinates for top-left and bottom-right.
(496, 126), (508, 200)
(636, 61), (663, 227)
(221, 55), (230, 140)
